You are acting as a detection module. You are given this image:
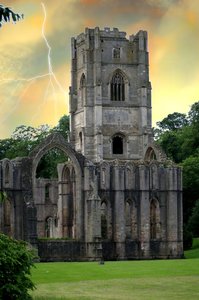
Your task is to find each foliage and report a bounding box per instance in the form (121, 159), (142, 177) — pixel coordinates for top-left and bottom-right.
(183, 225), (193, 250)
(0, 115), (70, 178)
(0, 115), (69, 159)
(188, 200), (199, 237)
(0, 233), (35, 300)
(156, 112), (188, 135)
(0, 4), (23, 28)
(155, 101), (199, 235)
(0, 191), (7, 203)
(192, 237), (199, 249)
(36, 148), (68, 179)
(53, 115), (69, 140)
(184, 238), (199, 259)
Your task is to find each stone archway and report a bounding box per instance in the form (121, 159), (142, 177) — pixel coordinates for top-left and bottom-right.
(29, 133), (85, 240)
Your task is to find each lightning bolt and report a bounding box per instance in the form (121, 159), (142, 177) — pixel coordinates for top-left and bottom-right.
(0, 2), (67, 128)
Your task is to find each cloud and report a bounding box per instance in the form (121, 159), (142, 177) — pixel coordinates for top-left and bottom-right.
(0, 0), (198, 138)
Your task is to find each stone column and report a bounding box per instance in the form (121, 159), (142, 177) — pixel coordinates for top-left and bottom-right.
(166, 167), (181, 258)
(139, 165), (150, 258)
(112, 165), (125, 259)
(85, 167), (102, 260)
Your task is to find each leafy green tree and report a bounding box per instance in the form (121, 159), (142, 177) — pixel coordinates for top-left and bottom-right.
(188, 101), (199, 125)
(188, 200), (199, 237)
(0, 124), (52, 160)
(36, 148), (68, 179)
(0, 233), (35, 299)
(156, 112), (188, 133)
(181, 155), (199, 224)
(0, 4), (23, 28)
(0, 115), (70, 178)
(155, 101), (199, 237)
(53, 115), (70, 139)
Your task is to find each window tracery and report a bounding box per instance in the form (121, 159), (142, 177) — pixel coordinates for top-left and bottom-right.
(110, 72), (125, 101)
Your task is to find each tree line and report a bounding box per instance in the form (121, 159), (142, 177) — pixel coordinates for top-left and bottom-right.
(155, 101), (199, 247)
(0, 115), (69, 179)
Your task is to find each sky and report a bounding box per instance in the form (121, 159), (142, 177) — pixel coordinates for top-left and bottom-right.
(0, 0), (199, 139)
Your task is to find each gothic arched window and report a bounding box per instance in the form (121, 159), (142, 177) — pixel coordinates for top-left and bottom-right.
(145, 147), (157, 162)
(80, 73), (86, 107)
(112, 135), (123, 154)
(111, 72), (125, 101)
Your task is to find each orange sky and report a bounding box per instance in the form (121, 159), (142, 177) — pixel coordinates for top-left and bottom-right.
(0, 0), (199, 138)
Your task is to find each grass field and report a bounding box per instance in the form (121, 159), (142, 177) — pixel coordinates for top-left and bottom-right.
(31, 239), (199, 299)
(31, 257), (199, 300)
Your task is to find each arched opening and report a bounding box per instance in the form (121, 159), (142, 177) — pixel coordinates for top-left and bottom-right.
(34, 148), (68, 238)
(145, 147), (157, 162)
(31, 134), (83, 240)
(101, 201), (108, 239)
(110, 72), (125, 101)
(112, 135), (123, 154)
(36, 147), (67, 179)
(150, 199), (160, 240)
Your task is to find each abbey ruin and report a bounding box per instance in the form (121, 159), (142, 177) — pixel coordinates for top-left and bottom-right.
(0, 27), (183, 260)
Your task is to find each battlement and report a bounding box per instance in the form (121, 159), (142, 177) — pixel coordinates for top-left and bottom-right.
(74, 27), (147, 50)
(75, 27), (127, 44)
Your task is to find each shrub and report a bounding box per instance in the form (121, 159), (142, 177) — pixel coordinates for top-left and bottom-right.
(0, 234), (35, 299)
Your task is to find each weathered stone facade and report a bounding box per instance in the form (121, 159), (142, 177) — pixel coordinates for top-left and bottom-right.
(0, 27), (183, 260)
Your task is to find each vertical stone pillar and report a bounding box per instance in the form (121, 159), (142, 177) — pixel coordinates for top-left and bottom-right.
(23, 190), (37, 247)
(85, 167), (102, 260)
(139, 164), (150, 258)
(166, 167), (182, 257)
(112, 165), (125, 259)
(177, 170), (183, 256)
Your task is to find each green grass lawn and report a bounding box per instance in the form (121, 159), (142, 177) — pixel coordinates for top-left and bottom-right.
(31, 257), (199, 300)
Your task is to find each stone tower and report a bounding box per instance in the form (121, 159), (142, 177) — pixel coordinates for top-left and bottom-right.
(70, 27), (152, 162)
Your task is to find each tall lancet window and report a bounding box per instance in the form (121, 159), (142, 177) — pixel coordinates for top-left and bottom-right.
(111, 72), (125, 101)
(80, 73), (86, 107)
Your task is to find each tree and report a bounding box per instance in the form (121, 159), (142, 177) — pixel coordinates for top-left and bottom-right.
(0, 124), (52, 160)
(0, 233), (35, 299)
(181, 155), (199, 224)
(155, 112), (188, 139)
(0, 116), (70, 178)
(53, 115), (70, 139)
(188, 101), (199, 125)
(188, 200), (199, 237)
(155, 101), (199, 238)
(0, 4), (23, 28)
